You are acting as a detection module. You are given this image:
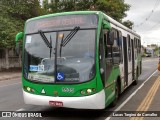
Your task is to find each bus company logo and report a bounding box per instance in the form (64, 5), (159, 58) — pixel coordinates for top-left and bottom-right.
(2, 112), (11, 117)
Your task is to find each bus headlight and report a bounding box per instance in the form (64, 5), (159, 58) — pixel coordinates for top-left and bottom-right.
(80, 88), (96, 95)
(27, 87), (31, 92)
(86, 89), (92, 94)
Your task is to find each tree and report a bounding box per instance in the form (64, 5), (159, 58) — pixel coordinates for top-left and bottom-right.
(0, 0), (45, 69)
(0, 0), (46, 48)
(95, 0), (130, 22)
(123, 20), (134, 29)
(43, 0), (131, 23)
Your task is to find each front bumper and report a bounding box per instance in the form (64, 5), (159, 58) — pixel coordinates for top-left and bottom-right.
(23, 90), (105, 109)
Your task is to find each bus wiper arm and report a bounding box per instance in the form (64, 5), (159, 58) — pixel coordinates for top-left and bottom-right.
(59, 26), (80, 57)
(39, 30), (52, 48)
(61, 26), (80, 47)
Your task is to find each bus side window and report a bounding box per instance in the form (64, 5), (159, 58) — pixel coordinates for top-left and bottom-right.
(103, 30), (108, 58)
(138, 39), (141, 54)
(134, 38), (137, 59)
(118, 31), (123, 63)
(99, 29), (106, 86)
(135, 38), (137, 48)
(106, 30), (112, 64)
(112, 29), (120, 64)
(136, 39), (139, 55)
(127, 34), (131, 62)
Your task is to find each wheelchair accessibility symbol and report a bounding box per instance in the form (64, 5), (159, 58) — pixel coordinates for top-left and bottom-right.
(57, 72), (64, 80)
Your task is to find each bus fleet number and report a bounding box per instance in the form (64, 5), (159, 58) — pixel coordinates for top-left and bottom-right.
(62, 87), (74, 93)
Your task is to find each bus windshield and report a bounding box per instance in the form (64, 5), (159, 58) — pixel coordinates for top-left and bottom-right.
(24, 29), (96, 83)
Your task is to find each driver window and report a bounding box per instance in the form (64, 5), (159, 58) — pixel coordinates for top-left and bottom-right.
(104, 29), (112, 64)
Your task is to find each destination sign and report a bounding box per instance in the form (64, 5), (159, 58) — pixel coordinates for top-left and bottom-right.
(26, 14), (98, 34)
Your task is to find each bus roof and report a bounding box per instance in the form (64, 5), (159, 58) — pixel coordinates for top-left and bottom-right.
(26, 11), (101, 23)
(103, 13), (140, 38)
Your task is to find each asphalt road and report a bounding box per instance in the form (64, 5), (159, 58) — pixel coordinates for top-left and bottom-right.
(0, 57), (159, 120)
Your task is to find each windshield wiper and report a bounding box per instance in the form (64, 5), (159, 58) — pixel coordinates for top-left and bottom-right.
(39, 30), (52, 48)
(38, 30), (52, 58)
(59, 26), (80, 57)
(61, 26), (80, 47)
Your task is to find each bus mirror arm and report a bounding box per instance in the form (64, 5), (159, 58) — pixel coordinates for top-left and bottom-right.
(15, 43), (20, 56)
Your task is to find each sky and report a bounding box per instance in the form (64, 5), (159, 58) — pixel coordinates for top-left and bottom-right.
(124, 0), (160, 46)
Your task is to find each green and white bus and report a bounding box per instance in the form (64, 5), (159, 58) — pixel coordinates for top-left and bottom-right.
(15, 11), (142, 109)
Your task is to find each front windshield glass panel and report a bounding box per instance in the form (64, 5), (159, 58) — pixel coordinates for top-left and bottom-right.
(24, 29), (96, 83)
(24, 32), (56, 83)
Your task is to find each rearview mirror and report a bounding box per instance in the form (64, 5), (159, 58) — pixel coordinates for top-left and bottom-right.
(15, 32), (24, 56)
(103, 21), (110, 29)
(107, 30), (114, 45)
(16, 32), (24, 43)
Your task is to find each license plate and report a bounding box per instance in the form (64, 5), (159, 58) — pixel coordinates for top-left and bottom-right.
(49, 101), (63, 107)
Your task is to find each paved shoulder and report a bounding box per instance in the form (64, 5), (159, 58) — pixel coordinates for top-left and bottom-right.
(0, 72), (21, 81)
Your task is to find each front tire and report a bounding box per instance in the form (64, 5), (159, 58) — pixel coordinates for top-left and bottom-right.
(111, 81), (119, 107)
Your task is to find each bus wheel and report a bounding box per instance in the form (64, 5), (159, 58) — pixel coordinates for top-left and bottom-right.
(133, 68), (138, 85)
(111, 81), (119, 107)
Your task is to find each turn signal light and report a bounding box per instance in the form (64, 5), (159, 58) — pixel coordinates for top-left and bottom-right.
(81, 90), (85, 95)
(24, 86), (35, 93)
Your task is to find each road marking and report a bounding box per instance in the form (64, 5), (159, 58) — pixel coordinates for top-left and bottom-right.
(105, 69), (157, 120)
(16, 108), (25, 111)
(130, 76), (160, 120)
(0, 82), (21, 88)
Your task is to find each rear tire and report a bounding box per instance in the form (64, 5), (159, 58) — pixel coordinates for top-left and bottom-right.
(133, 68), (138, 85)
